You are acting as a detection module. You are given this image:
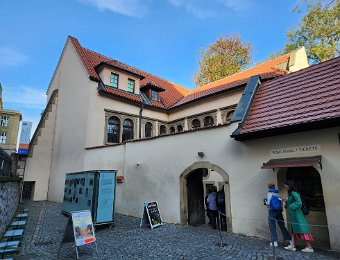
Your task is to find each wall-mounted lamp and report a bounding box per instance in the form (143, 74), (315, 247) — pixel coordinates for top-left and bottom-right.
(198, 152), (204, 158)
(136, 162), (141, 166)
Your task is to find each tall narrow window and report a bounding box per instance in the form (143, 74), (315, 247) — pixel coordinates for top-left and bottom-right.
(204, 116), (214, 127)
(122, 119), (134, 142)
(192, 119), (201, 129)
(0, 132), (7, 144)
(0, 116), (9, 127)
(110, 73), (119, 88)
(145, 122), (152, 138)
(170, 127), (175, 134)
(151, 90), (158, 101)
(159, 125), (166, 135)
(177, 125), (183, 132)
(107, 116), (120, 143)
(127, 79), (135, 93)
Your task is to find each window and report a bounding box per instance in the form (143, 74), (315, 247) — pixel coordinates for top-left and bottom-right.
(177, 125), (183, 132)
(192, 119), (201, 129)
(145, 122), (153, 138)
(151, 90), (158, 101)
(128, 79), (135, 93)
(0, 116), (9, 127)
(107, 116), (120, 143)
(226, 110), (234, 122)
(0, 132), (6, 144)
(110, 73), (119, 88)
(170, 127), (175, 134)
(122, 119), (134, 142)
(159, 125), (166, 135)
(204, 116), (214, 127)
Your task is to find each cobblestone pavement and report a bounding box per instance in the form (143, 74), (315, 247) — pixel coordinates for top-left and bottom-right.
(9, 201), (340, 259)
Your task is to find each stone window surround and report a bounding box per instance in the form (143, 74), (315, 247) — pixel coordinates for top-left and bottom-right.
(220, 105), (237, 124)
(105, 110), (138, 144)
(187, 109), (217, 130)
(141, 118), (156, 138)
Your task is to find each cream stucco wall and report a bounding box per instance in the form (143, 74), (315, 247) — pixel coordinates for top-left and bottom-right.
(81, 125), (340, 250)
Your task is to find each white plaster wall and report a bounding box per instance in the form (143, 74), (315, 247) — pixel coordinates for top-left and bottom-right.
(168, 89), (242, 121)
(47, 41), (93, 202)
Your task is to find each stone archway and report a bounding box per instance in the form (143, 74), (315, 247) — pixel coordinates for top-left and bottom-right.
(179, 161), (232, 232)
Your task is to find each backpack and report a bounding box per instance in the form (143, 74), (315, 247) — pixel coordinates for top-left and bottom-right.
(269, 193), (282, 211)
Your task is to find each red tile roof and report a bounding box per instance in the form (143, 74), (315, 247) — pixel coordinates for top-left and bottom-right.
(68, 36), (292, 109)
(239, 56), (340, 135)
(68, 36), (184, 108)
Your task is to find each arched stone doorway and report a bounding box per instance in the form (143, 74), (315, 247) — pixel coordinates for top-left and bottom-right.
(179, 161), (232, 232)
(278, 166), (330, 249)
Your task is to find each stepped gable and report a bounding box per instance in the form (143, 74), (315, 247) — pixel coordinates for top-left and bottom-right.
(240, 56), (340, 134)
(68, 36), (186, 108)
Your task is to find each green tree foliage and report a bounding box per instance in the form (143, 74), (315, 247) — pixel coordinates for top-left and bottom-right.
(194, 34), (252, 87)
(285, 0), (340, 63)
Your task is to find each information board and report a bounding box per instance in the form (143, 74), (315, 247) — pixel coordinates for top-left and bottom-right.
(71, 210), (96, 246)
(140, 201), (163, 229)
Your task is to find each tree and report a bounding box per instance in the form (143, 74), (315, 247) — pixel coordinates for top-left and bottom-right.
(285, 0), (340, 63)
(194, 34), (252, 87)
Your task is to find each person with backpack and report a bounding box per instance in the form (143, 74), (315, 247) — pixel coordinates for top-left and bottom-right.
(283, 180), (314, 253)
(265, 183), (291, 247)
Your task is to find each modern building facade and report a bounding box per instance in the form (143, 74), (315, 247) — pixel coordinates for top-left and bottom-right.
(23, 36), (340, 250)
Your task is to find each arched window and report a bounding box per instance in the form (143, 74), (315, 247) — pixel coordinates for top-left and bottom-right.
(159, 125), (166, 135)
(145, 122), (153, 138)
(170, 127), (175, 133)
(204, 116), (214, 127)
(122, 119), (134, 142)
(177, 125), (183, 132)
(107, 116), (120, 143)
(192, 119), (201, 129)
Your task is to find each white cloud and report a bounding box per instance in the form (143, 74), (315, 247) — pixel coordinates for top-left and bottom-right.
(78, 0), (152, 17)
(0, 48), (27, 68)
(168, 0), (251, 18)
(2, 85), (46, 109)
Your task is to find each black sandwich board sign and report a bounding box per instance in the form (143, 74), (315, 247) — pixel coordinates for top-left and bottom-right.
(140, 201), (163, 229)
(58, 210), (98, 259)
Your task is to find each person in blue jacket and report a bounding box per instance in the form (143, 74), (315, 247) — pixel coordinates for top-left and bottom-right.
(265, 183), (291, 247)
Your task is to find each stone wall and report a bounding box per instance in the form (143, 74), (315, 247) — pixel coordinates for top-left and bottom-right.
(0, 180), (20, 236)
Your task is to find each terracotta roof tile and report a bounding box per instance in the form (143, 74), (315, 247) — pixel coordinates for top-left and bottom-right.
(68, 36), (186, 108)
(240, 56), (340, 134)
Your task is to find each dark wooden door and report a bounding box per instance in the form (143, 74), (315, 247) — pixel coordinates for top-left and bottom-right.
(22, 181), (35, 200)
(187, 169), (205, 226)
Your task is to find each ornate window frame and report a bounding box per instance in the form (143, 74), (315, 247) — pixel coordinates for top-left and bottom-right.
(220, 105), (237, 125)
(187, 109), (217, 130)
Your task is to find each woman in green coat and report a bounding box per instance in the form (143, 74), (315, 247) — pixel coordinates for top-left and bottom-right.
(283, 180), (314, 253)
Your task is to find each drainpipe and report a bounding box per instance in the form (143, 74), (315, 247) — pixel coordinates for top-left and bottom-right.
(139, 102), (144, 138)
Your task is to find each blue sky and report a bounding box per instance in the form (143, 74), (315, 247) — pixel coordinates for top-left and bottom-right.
(0, 0), (303, 136)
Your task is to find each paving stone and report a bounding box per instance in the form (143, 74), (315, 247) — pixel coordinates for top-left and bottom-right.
(8, 201), (340, 259)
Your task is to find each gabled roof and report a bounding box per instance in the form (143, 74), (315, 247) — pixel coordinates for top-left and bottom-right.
(234, 56), (340, 139)
(68, 36), (185, 108)
(68, 36), (298, 110)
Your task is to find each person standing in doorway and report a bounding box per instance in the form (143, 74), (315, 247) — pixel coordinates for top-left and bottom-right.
(265, 183), (291, 247)
(205, 189), (212, 224)
(216, 186), (227, 231)
(207, 186), (218, 229)
(283, 180), (314, 253)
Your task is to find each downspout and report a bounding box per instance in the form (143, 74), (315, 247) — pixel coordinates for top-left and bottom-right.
(139, 102), (144, 138)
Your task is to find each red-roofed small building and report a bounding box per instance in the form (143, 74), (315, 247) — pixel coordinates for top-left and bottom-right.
(24, 36), (340, 250)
